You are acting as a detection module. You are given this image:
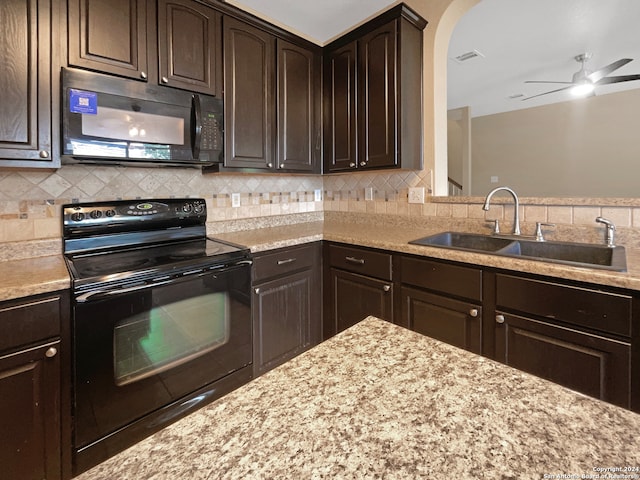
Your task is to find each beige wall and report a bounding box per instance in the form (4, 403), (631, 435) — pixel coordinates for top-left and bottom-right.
(470, 88), (640, 197)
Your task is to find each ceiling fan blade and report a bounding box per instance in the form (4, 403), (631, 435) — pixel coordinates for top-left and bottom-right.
(588, 58), (633, 83)
(522, 85), (573, 101)
(524, 80), (574, 84)
(595, 74), (640, 85)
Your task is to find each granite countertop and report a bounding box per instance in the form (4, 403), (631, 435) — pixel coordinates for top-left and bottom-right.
(3, 213), (640, 302)
(76, 317), (640, 479)
(0, 255), (69, 302)
(215, 217), (640, 291)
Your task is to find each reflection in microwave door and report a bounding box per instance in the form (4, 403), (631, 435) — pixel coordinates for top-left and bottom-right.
(128, 143), (171, 160)
(71, 139), (128, 158)
(81, 106), (184, 145)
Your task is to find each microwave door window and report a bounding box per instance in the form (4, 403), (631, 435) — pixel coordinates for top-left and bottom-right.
(81, 107), (185, 145)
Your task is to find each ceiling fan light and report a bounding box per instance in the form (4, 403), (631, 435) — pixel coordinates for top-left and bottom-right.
(570, 82), (595, 96)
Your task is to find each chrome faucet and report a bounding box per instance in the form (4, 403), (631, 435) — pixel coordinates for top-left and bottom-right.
(482, 187), (520, 235)
(595, 217), (616, 247)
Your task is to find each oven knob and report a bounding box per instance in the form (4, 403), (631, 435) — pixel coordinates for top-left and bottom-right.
(182, 203), (193, 213)
(106, 209), (116, 217)
(90, 210), (102, 219)
(194, 203), (204, 214)
(71, 212), (85, 222)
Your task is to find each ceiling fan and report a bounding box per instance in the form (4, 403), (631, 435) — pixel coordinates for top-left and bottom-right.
(522, 53), (640, 101)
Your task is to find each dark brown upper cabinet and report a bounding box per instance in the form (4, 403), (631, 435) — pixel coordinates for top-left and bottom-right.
(223, 17), (320, 172)
(0, 0), (57, 167)
(68, 0), (222, 95)
(157, 0), (222, 96)
(276, 40), (320, 172)
(323, 42), (358, 171)
(324, 4), (426, 173)
(68, 0), (149, 81)
(223, 17), (275, 169)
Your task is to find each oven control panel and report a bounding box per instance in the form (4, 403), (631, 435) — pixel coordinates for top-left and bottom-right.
(63, 198), (207, 233)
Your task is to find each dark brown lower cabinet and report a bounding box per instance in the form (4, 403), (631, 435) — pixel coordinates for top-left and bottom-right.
(325, 243), (394, 338)
(401, 286), (481, 354)
(330, 269), (393, 334)
(495, 311), (631, 408)
(0, 290), (69, 479)
(252, 243), (321, 377)
(0, 340), (61, 479)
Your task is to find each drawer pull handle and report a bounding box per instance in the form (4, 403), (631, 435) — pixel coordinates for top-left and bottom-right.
(277, 258), (296, 265)
(45, 347), (57, 358)
(469, 308), (479, 318)
(345, 256), (365, 265)
(496, 314), (505, 324)
(383, 285), (391, 292)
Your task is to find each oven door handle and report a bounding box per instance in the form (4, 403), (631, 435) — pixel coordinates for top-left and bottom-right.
(75, 259), (253, 303)
(75, 279), (175, 303)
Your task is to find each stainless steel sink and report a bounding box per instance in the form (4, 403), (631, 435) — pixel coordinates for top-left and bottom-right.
(409, 231), (514, 252)
(409, 231), (627, 271)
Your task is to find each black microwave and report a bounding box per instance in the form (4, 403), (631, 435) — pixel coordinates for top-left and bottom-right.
(61, 68), (223, 167)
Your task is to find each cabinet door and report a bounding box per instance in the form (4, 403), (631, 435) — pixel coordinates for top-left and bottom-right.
(276, 40), (318, 172)
(158, 0), (222, 96)
(68, 0), (148, 80)
(401, 286), (482, 354)
(323, 41), (357, 172)
(253, 270), (313, 377)
(358, 19), (397, 169)
(0, 0), (54, 165)
(330, 269), (393, 334)
(223, 17), (275, 169)
(0, 341), (61, 480)
(495, 311), (631, 408)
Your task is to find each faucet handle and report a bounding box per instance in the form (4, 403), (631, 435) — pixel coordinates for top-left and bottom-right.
(595, 217), (616, 247)
(534, 222), (555, 242)
(595, 216), (615, 229)
(486, 219), (500, 234)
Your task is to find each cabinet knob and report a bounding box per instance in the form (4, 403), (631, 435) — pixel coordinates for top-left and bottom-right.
(267, 163), (273, 168)
(161, 76), (169, 84)
(45, 346), (57, 358)
(254, 287), (260, 294)
(279, 164), (285, 169)
(349, 162), (356, 168)
(469, 308), (479, 318)
(496, 314), (505, 324)
(39, 150), (49, 158)
(383, 285), (391, 292)
(359, 161), (367, 167)
(140, 71), (147, 80)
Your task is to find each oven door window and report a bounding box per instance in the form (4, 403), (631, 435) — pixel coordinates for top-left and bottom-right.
(114, 292), (230, 386)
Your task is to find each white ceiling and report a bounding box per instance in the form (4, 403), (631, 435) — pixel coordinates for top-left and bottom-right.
(225, 0), (397, 45)
(448, 0), (640, 117)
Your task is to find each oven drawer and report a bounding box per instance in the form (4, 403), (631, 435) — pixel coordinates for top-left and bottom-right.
(253, 244), (317, 281)
(0, 293), (62, 352)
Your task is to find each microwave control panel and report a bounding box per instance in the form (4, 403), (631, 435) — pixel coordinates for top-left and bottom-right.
(201, 111), (222, 151)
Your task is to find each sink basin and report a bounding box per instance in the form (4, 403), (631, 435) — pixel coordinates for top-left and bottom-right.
(409, 231), (514, 252)
(409, 231), (627, 271)
(497, 239), (627, 271)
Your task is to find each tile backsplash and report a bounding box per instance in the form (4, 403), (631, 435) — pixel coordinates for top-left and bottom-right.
(2, 165), (640, 248)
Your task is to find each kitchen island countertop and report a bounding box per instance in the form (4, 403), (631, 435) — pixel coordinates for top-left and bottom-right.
(75, 317), (640, 480)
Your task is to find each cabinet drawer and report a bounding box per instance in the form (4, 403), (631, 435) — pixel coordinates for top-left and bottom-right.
(329, 244), (392, 280)
(0, 294), (62, 352)
(400, 256), (482, 302)
(253, 244), (317, 282)
(496, 274), (632, 337)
